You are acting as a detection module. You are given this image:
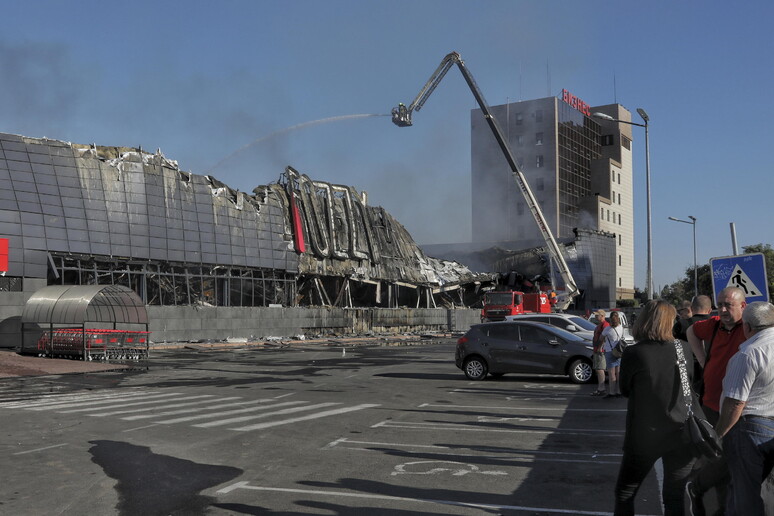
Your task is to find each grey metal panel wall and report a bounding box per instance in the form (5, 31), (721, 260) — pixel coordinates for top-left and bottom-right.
(1, 132), (298, 278)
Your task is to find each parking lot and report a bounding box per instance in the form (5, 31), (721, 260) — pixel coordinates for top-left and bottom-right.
(0, 340), (664, 515)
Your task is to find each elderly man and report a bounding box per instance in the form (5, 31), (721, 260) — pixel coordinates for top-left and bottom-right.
(715, 302), (774, 515)
(685, 287), (747, 515)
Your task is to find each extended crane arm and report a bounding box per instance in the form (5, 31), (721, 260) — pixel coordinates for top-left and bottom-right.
(392, 51), (579, 309)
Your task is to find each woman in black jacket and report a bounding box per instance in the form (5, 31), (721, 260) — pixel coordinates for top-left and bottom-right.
(614, 300), (699, 515)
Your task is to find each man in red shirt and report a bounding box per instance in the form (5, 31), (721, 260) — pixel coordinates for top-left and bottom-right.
(685, 286), (747, 515)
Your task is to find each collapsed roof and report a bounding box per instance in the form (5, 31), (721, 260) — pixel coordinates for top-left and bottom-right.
(0, 133), (495, 308)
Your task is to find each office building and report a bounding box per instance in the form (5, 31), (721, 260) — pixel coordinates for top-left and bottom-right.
(470, 91), (635, 301)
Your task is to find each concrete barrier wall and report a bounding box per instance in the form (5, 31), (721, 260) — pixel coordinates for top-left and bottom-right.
(146, 306), (481, 343)
(0, 279), (47, 349)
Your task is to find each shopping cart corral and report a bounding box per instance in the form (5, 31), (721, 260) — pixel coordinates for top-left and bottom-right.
(20, 285), (150, 361)
(36, 328), (149, 361)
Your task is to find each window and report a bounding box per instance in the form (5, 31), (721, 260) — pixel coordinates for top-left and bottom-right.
(618, 173), (621, 184)
(516, 135), (523, 145)
(622, 136), (631, 150)
(535, 132), (543, 145)
(601, 134), (614, 146)
(619, 213), (622, 224)
(536, 155), (544, 167)
(618, 234), (622, 245)
(516, 113), (523, 125)
(619, 255), (622, 266)
(535, 109), (543, 122)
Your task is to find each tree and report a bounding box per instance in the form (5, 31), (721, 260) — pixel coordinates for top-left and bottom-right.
(660, 263), (712, 306)
(742, 244), (774, 299)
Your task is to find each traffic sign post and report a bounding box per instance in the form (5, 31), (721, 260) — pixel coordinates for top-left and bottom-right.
(710, 253), (769, 304)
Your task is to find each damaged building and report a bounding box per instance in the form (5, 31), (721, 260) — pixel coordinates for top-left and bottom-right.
(0, 132), (496, 345)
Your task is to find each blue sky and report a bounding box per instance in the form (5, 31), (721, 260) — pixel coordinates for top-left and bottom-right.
(2, 0), (772, 293)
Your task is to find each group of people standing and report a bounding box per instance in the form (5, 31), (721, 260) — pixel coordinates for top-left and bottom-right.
(591, 287), (774, 516)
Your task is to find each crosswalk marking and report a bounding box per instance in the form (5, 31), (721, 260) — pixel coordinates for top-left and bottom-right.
(193, 402), (341, 428)
(232, 404), (380, 431)
(0, 390), (380, 434)
(47, 393), (186, 412)
(0, 389), (164, 409)
(88, 395), (219, 417)
(121, 398), (260, 420)
(154, 400), (307, 425)
(82, 396), (242, 416)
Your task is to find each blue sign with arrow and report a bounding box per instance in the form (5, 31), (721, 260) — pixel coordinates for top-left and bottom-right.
(710, 253), (769, 304)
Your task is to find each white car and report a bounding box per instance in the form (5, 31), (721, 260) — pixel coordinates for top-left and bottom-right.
(586, 310), (634, 344)
(504, 313), (596, 341)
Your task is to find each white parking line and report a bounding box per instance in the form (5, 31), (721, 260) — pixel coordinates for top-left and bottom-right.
(214, 481), (650, 515)
(420, 402), (626, 413)
(12, 443), (68, 455)
(323, 438), (622, 464)
(371, 420), (624, 437)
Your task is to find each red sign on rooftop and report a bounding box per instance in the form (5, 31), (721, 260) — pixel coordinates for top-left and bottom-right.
(561, 89), (591, 116)
(0, 238), (8, 273)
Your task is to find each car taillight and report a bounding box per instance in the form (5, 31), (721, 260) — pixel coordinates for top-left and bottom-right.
(457, 336), (468, 345)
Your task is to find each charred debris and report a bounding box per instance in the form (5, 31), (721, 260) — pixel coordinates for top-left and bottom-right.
(63, 142), (498, 309)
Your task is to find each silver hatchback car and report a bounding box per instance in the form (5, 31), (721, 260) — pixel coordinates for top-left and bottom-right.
(455, 321), (595, 383)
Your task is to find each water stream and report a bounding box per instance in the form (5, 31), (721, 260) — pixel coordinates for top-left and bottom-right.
(205, 113), (388, 173)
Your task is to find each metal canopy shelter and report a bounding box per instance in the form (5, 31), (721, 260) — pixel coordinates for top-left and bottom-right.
(21, 285), (149, 358)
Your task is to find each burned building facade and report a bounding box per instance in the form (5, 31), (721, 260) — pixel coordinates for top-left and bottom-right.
(0, 132), (493, 344)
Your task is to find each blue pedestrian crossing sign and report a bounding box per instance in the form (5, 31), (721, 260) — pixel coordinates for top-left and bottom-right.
(710, 253), (769, 304)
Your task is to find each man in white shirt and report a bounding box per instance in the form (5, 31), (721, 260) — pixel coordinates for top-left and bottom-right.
(716, 301), (774, 515)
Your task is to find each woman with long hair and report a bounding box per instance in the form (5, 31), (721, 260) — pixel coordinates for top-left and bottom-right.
(614, 300), (699, 515)
(601, 311), (624, 398)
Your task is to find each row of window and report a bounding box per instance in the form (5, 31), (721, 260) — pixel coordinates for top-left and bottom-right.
(601, 134), (632, 149)
(47, 255), (296, 307)
(601, 208), (623, 225)
(512, 109), (544, 125)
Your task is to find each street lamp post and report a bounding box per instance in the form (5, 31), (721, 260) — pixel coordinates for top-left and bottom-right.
(592, 110), (653, 299)
(668, 216), (698, 297)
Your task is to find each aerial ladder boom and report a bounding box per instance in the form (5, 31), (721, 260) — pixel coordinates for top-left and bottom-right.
(392, 51), (579, 309)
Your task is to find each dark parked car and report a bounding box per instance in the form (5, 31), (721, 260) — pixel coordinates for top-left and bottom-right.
(455, 321), (594, 383)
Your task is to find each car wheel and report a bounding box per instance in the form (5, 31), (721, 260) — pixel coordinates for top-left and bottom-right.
(569, 358), (593, 384)
(463, 356), (488, 380)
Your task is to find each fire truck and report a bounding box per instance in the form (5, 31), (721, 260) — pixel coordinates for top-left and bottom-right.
(392, 52), (579, 316)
